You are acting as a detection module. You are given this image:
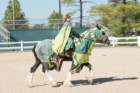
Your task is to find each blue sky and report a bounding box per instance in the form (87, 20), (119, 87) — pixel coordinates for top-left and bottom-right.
(0, 0), (108, 20)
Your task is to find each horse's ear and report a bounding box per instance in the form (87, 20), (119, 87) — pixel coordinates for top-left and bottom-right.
(96, 24), (101, 30)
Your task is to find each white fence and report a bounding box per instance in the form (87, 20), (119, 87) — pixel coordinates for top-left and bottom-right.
(0, 41), (39, 51)
(109, 36), (140, 47)
(0, 36), (140, 52)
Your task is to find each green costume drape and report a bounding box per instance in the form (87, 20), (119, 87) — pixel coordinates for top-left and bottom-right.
(73, 28), (102, 65)
(52, 22), (72, 54)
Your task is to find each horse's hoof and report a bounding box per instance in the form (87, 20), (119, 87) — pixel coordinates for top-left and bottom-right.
(25, 80), (33, 88)
(88, 79), (93, 84)
(63, 81), (73, 87)
(51, 81), (58, 87)
(26, 79), (33, 88)
(85, 76), (93, 84)
(25, 77), (33, 88)
(28, 83), (33, 88)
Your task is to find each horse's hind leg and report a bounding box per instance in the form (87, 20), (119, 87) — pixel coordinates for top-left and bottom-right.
(27, 60), (41, 87)
(30, 45), (41, 73)
(41, 62), (57, 86)
(84, 63), (94, 84)
(26, 46), (41, 87)
(64, 62), (86, 87)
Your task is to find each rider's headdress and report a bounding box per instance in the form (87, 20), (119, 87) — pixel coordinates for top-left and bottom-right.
(64, 14), (71, 21)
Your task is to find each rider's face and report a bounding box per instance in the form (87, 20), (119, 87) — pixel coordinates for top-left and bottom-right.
(67, 18), (71, 22)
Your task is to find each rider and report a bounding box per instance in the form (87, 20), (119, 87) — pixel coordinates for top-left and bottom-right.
(52, 14), (81, 57)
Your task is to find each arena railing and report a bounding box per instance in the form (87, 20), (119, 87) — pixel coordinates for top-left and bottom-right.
(0, 41), (39, 51)
(0, 36), (140, 52)
(109, 36), (140, 47)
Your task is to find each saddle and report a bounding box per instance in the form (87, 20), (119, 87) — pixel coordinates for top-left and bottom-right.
(50, 53), (63, 72)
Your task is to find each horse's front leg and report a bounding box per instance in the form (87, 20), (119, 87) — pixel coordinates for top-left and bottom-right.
(42, 62), (57, 86)
(45, 71), (57, 86)
(85, 63), (94, 84)
(26, 45), (41, 87)
(63, 63), (76, 87)
(63, 72), (73, 87)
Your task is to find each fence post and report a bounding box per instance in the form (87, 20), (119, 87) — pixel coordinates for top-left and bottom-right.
(20, 40), (23, 51)
(112, 37), (116, 47)
(137, 36), (140, 47)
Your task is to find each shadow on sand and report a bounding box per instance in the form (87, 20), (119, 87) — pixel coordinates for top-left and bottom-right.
(30, 83), (49, 88)
(71, 76), (138, 86)
(30, 76), (138, 88)
(30, 82), (62, 88)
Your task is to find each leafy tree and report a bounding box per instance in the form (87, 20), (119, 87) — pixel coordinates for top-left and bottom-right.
(4, 0), (28, 30)
(62, 0), (75, 5)
(48, 10), (63, 29)
(91, 2), (140, 36)
(109, 0), (138, 5)
(108, 0), (121, 6)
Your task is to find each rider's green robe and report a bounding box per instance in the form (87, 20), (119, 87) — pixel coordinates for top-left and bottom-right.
(52, 22), (72, 55)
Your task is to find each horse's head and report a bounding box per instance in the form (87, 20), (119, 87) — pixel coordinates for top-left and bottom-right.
(83, 25), (110, 45)
(80, 27), (102, 40)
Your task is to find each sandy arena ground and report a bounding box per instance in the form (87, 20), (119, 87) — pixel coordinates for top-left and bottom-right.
(0, 47), (140, 93)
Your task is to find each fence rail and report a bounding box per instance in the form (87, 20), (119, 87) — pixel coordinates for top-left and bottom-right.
(109, 36), (140, 47)
(0, 36), (140, 52)
(0, 41), (40, 51)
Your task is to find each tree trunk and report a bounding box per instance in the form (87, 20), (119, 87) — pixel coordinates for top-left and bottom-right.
(134, 0), (137, 4)
(58, 0), (62, 30)
(123, 0), (127, 4)
(79, 0), (83, 28)
(59, 0), (61, 15)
